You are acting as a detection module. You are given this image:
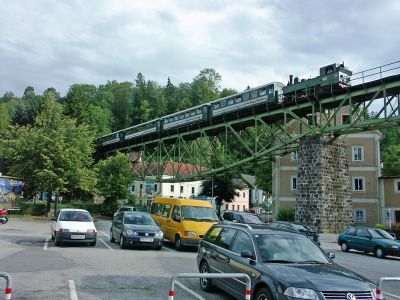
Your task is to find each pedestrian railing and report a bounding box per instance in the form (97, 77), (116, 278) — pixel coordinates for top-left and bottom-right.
(169, 272), (251, 300)
(0, 272), (12, 300)
(376, 277), (400, 300)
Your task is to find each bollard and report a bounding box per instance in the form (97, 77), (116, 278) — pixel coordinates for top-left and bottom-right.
(0, 272), (12, 300)
(169, 272), (251, 300)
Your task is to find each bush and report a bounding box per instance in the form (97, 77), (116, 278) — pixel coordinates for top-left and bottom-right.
(277, 207), (295, 222)
(20, 202), (47, 216)
(58, 202), (103, 215)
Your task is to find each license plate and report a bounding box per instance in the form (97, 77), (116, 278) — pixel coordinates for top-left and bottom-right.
(71, 234), (85, 240)
(140, 237), (154, 242)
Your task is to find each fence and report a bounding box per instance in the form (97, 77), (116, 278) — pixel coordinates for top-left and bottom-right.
(0, 272), (12, 300)
(169, 272), (251, 300)
(376, 277), (400, 300)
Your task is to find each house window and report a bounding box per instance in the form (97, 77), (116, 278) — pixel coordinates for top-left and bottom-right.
(140, 184), (143, 189)
(394, 179), (400, 193)
(354, 209), (366, 223)
(291, 150), (299, 162)
(291, 176), (297, 190)
(225, 204), (228, 210)
(342, 114), (350, 125)
(352, 146), (364, 162)
(132, 185), (135, 192)
(180, 186), (184, 194)
(154, 184), (157, 191)
(243, 205), (246, 211)
(243, 192), (245, 198)
(353, 177), (365, 192)
(237, 205), (240, 211)
(191, 187), (195, 195)
(170, 185), (174, 192)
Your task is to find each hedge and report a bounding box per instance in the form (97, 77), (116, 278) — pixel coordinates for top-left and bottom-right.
(20, 202), (47, 216)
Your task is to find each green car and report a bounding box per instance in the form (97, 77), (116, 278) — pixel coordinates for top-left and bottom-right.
(338, 226), (400, 258)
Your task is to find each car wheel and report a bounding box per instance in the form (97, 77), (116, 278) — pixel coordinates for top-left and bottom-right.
(340, 241), (349, 252)
(54, 233), (61, 246)
(120, 235), (126, 249)
(255, 287), (273, 300)
(155, 245), (162, 250)
(174, 235), (183, 251)
(199, 261), (213, 292)
(375, 247), (386, 258)
(109, 228), (115, 243)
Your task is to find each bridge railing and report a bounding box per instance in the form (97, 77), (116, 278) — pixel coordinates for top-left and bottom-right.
(351, 60), (400, 86)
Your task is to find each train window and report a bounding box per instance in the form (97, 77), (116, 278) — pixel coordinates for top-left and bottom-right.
(197, 108), (202, 114)
(251, 90), (257, 99)
(174, 115), (179, 121)
(268, 87), (274, 94)
(190, 110), (196, 116)
(180, 114), (184, 120)
(185, 112), (190, 118)
(242, 92), (250, 101)
(234, 96), (241, 104)
(170, 117), (174, 122)
(259, 88), (267, 96)
(213, 103), (220, 109)
(228, 98), (234, 105)
(221, 99), (226, 107)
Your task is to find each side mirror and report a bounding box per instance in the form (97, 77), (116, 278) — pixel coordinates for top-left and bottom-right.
(327, 252), (335, 259)
(240, 250), (254, 259)
(156, 221), (161, 226)
(52, 217), (57, 221)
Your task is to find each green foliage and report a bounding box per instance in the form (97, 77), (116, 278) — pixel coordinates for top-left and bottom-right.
(95, 152), (134, 209)
(200, 175), (240, 216)
(58, 202), (103, 215)
(277, 207), (295, 222)
(20, 202), (47, 216)
(380, 127), (400, 176)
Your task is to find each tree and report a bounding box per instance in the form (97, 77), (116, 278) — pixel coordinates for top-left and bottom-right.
(380, 127), (400, 176)
(0, 94), (97, 212)
(95, 152), (134, 214)
(220, 88), (237, 98)
(199, 174), (240, 217)
(0, 104), (10, 134)
(190, 68), (222, 106)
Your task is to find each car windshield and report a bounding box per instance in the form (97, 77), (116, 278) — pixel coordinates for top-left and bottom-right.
(241, 214), (263, 224)
(59, 211), (92, 222)
(182, 206), (219, 222)
(369, 229), (395, 239)
(120, 207), (135, 211)
(292, 224), (309, 232)
(124, 213), (156, 225)
(257, 234), (330, 264)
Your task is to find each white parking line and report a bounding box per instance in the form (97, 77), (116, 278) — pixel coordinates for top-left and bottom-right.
(99, 231), (110, 238)
(99, 238), (114, 250)
(43, 237), (50, 250)
(384, 292), (400, 300)
(68, 280), (79, 300)
(175, 280), (206, 300)
(163, 245), (176, 252)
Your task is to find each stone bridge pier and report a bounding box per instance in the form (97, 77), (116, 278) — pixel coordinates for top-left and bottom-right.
(295, 135), (352, 233)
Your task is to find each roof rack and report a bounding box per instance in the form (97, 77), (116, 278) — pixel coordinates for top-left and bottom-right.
(225, 222), (253, 230)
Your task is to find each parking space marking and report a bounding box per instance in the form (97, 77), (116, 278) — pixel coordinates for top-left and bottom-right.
(43, 237), (50, 250)
(175, 280), (206, 300)
(68, 280), (79, 300)
(99, 231), (110, 238)
(99, 238), (114, 250)
(163, 246), (176, 252)
(384, 292), (400, 300)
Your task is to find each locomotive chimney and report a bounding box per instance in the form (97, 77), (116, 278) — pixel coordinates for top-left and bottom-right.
(289, 75), (293, 85)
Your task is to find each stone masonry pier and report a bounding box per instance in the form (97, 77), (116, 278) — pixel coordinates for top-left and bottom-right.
(295, 135), (352, 233)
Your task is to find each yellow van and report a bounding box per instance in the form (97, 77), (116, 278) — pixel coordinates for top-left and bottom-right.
(150, 196), (219, 250)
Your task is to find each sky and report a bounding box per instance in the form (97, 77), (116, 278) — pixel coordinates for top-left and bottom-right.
(1, 0), (399, 98)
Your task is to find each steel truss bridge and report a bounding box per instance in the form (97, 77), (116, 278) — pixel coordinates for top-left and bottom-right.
(98, 61), (400, 182)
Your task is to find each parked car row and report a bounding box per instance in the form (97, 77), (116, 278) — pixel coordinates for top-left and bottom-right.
(50, 202), (398, 300)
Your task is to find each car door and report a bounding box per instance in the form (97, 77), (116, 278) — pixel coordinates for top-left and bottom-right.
(212, 228), (238, 289)
(353, 228), (373, 252)
(225, 230), (259, 297)
(165, 205), (181, 241)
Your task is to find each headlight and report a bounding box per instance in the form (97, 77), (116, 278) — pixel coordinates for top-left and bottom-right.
(184, 231), (197, 237)
(86, 229), (96, 234)
(388, 245), (399, 250)
(59, 228), (70, 232)
(371, 288), (376, 299)
(284, 287), (318, 300)
(155, 231), (164, 237)
(126, 230), (135, 236)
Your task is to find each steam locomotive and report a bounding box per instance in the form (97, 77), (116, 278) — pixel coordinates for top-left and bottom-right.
(98, 62), (352, 147)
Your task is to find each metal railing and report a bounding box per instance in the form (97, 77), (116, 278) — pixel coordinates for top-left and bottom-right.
(376, 277), (400, 300)
(351, 60), (400, 86)
(169, 272), (251, 300)
(0, 272), (12, 300)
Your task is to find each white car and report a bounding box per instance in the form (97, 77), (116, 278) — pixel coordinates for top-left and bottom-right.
(51, 208), (97, 246)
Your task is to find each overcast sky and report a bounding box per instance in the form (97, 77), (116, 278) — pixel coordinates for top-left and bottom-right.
(1, 0), (399, 97)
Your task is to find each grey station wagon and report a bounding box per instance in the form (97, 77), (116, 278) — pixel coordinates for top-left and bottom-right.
(197, 223), (376, 300)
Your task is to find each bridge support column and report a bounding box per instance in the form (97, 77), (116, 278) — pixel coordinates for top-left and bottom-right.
(296, 135), (352, 233)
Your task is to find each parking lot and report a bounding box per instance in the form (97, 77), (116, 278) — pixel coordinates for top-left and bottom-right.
(0, 219), (399, 300)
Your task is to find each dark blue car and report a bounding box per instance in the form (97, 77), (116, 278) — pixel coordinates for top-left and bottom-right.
(338, 226), (400, 258)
